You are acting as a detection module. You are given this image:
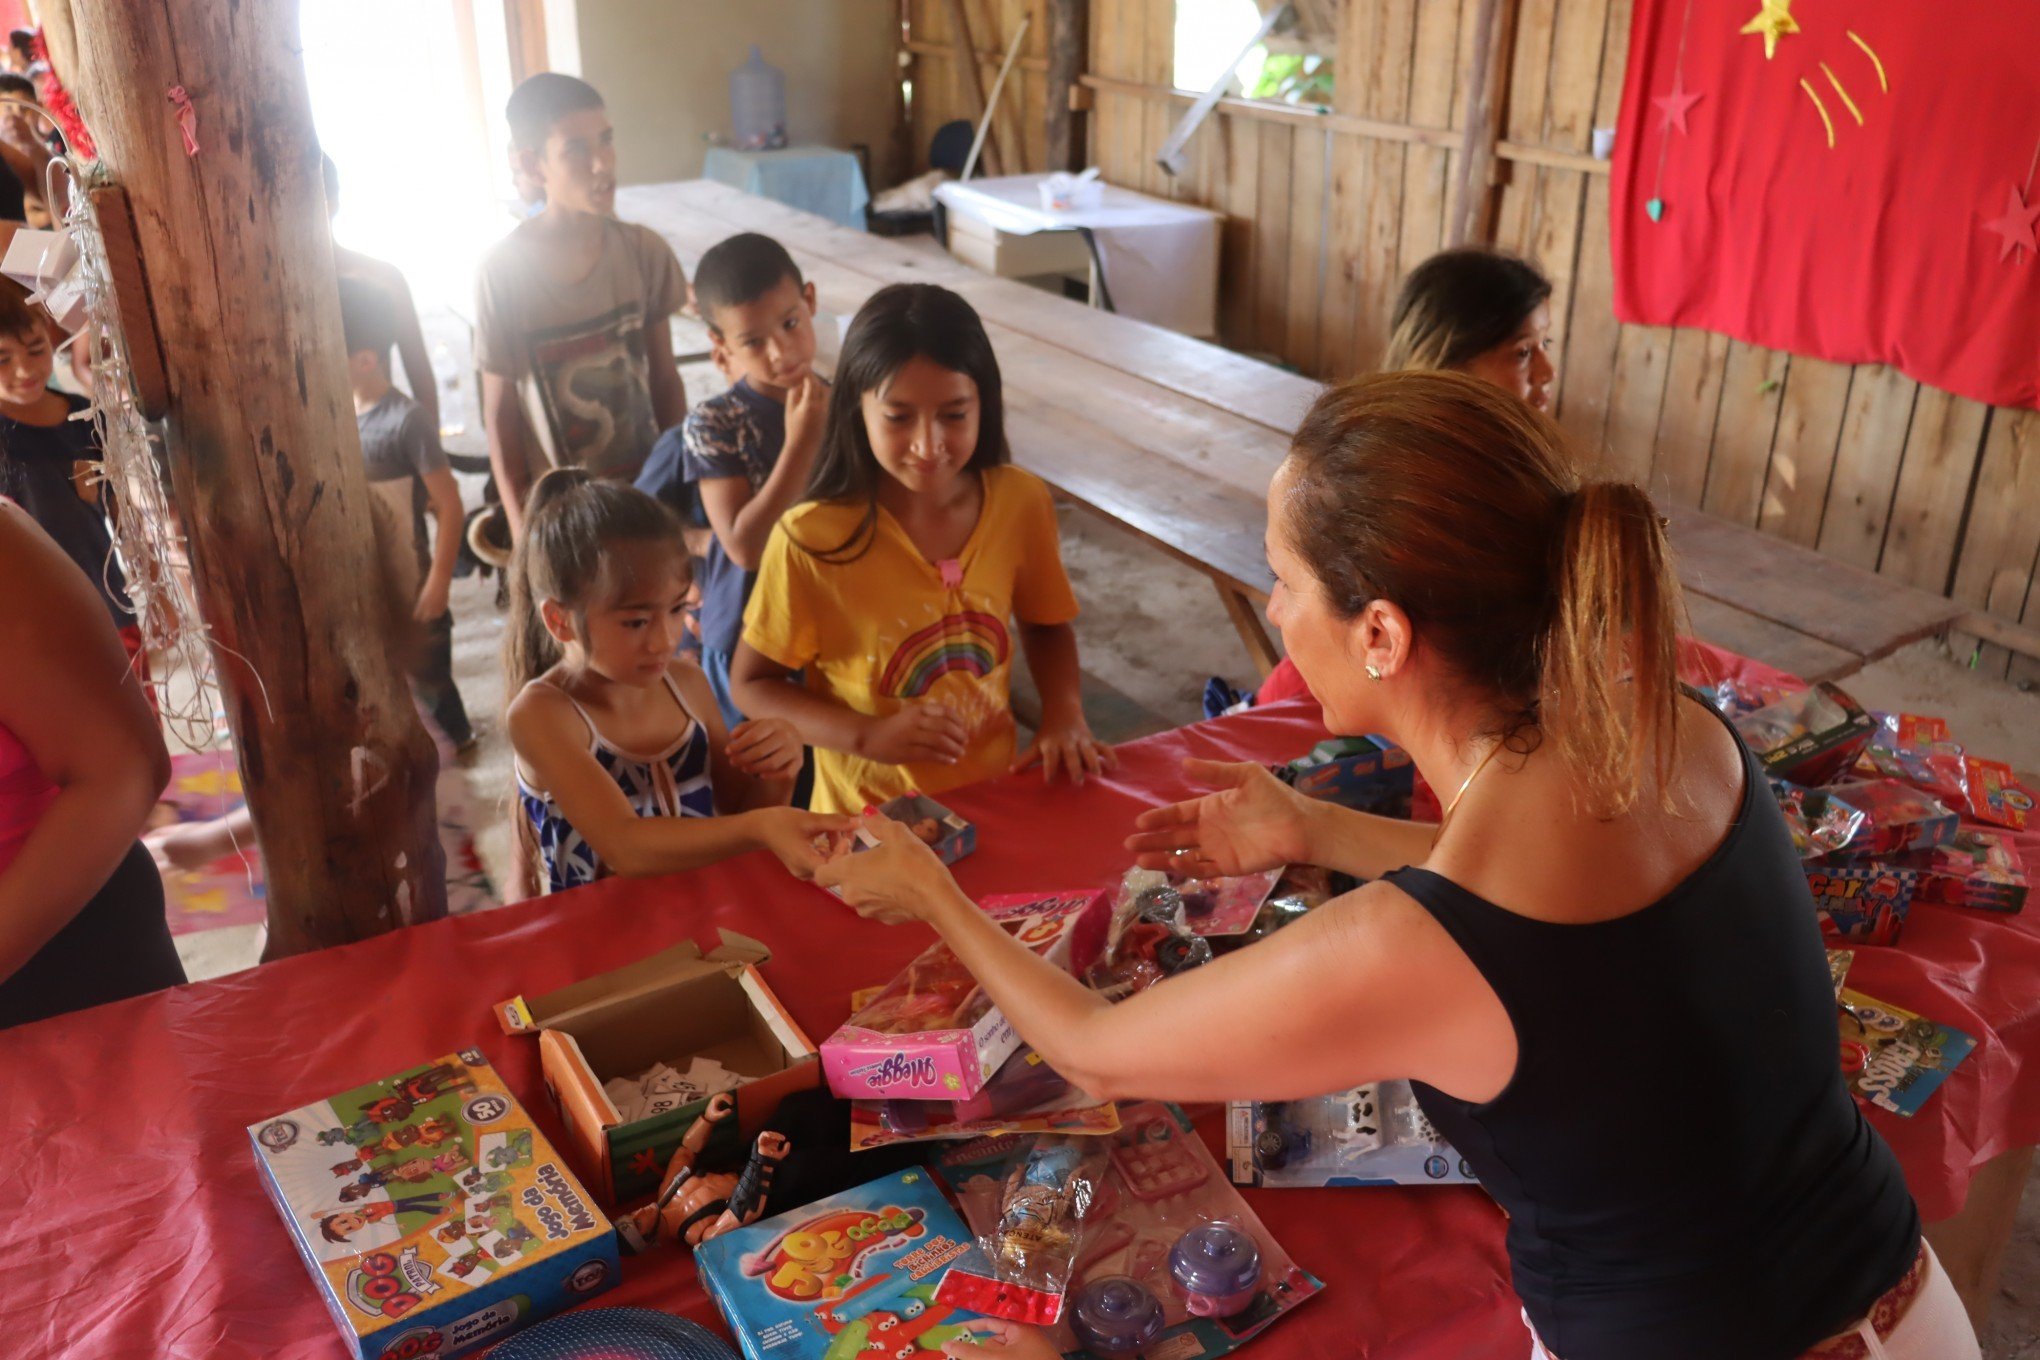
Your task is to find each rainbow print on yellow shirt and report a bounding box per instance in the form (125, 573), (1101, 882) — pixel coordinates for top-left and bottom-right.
(880, 611), (1012, 699)
(742, 467), (1081, 814)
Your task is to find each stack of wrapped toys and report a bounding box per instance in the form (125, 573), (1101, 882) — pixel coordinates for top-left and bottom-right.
(247, 687), (2031, 1359)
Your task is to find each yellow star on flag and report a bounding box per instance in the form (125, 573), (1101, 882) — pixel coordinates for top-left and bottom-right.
(1740, 0), (1800, 60)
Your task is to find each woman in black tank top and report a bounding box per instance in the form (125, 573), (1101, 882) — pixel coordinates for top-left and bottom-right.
(816, 372), (1977, 1360)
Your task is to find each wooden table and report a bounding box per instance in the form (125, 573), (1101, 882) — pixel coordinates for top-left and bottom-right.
(622, 181), (1965, 682)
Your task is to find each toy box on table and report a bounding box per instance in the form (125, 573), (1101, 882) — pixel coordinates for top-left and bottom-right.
(1732, 682), (1876, 786)
(1891, 829), (2029, 914)
(868, 793), (976, 865)
(693, 1166), (999, 1360)
(934, 1104), (1323, 1357)
(247, 1051), (617, 1360)
(1805, 864), (1919, 946)
(1274, 736), (1414, 817)
(1228, 1079), (1476, 1188)
(822, 890), (1109, 1103)
(495, 931), (819, 1205)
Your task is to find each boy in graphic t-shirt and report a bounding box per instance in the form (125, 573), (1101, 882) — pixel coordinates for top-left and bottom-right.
(475, 72), (688, 537)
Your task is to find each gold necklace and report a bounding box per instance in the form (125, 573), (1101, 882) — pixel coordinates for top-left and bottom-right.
(1438, 739), (1505, 835)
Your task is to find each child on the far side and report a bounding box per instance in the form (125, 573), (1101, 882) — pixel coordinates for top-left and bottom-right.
(730, 283), (1115, 815)
(504, 468), (852, 896)
(635, 232), (827, 729)
(339, 277), (475, 750)
(0, 283), (143, 674)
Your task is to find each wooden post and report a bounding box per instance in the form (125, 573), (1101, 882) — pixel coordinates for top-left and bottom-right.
(1046, 0), (1090, 172)
(45, 0), (447, 956)
(944, 0), (1004, 176)
(1449, 0), (1518, 246)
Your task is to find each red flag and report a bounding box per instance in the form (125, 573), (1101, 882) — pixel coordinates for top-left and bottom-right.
(1612, 1), (2040, 412)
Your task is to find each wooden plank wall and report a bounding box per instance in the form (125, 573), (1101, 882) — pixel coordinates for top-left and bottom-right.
(898, 0), (2040, 682)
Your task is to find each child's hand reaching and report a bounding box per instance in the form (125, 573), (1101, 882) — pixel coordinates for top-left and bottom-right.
(940, 1319), (1063, 1359)
(859, 701), (969, 766)
(1014, 715), (1117, 787)
(752, 806), (858, 880)
(726, 717), (804, 782)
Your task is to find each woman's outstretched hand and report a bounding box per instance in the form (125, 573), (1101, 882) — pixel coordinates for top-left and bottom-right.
(813, 813), (960, 924)
(1124, 758), (1316, 877)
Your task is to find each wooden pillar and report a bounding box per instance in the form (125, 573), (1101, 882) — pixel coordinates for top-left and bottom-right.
(46, 0), (447, 956)
(1449, 0), (1518, 246)
(1046, 0), (1090, 172)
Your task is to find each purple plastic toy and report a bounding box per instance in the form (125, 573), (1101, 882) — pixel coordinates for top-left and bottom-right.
(1069, 1276), (1165, 1356)
(1168, 1222), (1263, 1318)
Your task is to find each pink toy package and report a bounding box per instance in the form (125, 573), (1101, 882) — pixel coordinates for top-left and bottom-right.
(822, 891), (1110, 1103)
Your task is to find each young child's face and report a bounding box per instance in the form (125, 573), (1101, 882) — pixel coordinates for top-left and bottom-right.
(0, 323), (54, 405)
(532, 107), (617, 216)
(709, 275), (818, 400)
(546, 540), (693, 688)
(861, 355), (980, 499)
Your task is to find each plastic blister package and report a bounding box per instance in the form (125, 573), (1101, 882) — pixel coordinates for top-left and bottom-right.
(1084, 870), (1214, 1000)
(1231, 1080), (1476, 1189)
(935, 1105), (1323, 1355)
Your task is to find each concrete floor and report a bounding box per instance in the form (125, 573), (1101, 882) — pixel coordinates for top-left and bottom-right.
(160, 322), (2040, 1354)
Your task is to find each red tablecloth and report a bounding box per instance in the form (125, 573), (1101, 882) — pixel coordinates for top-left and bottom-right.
(5, 649), (2038, 1360)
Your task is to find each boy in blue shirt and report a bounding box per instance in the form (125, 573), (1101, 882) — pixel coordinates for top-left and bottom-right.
(636, 233), (824, 728)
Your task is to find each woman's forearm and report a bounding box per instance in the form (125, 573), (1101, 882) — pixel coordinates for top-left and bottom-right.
(1300, 798), (1438, 880)
(922, 884), (1121, 1096)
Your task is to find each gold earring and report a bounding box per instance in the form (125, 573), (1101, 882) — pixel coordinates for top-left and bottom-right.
(1365, 663), (1382, 681)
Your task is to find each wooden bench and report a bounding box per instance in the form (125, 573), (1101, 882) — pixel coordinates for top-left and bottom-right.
(621, 181), (1966, 683)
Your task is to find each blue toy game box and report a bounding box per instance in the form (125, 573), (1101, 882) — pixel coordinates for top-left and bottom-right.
(694, 1167), (996, 1359)
(248, 1050), (619, 1359)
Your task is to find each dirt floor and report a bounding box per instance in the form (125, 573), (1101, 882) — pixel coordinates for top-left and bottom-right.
(160, 316), (2040, 1355)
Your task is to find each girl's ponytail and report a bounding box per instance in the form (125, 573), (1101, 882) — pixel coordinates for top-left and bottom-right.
(501, 468), (594, 697)
(1544, 482), (1683, 816)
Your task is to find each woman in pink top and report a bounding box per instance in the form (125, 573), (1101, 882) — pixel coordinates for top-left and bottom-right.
(0, 500), (183, 1028)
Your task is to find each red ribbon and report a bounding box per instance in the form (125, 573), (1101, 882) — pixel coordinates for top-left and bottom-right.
(167, 85), (199, 157)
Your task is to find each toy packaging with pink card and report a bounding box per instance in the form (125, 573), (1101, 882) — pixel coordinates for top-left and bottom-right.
(821, 891), (1110, 1102)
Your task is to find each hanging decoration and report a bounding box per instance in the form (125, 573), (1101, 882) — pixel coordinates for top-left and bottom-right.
(1612, 2), (2040, 412)
(0, 76), (231, 747)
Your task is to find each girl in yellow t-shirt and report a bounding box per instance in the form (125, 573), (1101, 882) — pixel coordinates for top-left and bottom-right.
(730, 283), (1115, 815)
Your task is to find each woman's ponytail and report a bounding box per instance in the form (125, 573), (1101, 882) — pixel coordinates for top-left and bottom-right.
(1544, 482), (1684, 816)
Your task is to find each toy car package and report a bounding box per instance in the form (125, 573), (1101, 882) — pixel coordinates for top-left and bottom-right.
(1770, 780), (1867, 859)
(1780, 780), (1957, 860)
(1961, 757), (2034, 831)
(693, 1167), (998, 1360)
(247, 1051), (617, 1360)
(1804, 863), (1919, 945)
(1732, 682), (1876, 786)
(1888, 828), (2029, 914)
(1275, 735), (1415, 818)
(1837, 989), (1978, 1117)
(1227, 1079), (1476, 1189)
